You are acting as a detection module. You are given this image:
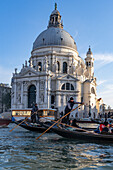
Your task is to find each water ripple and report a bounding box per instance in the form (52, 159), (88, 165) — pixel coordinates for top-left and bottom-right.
(0, 124), (113, 169)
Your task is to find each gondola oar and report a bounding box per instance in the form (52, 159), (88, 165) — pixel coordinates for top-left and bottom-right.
(44, 118), (95, 133)
(9, 116), (29, 132)
(36, 103), (83, 140)
(9, 111), (37, 132)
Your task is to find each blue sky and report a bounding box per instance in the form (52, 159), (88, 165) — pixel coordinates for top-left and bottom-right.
(0, 0), (113, 108)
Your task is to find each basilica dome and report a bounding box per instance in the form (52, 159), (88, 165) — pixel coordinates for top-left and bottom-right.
(33, 27), (77, 51)
(32, 4), (77, 51)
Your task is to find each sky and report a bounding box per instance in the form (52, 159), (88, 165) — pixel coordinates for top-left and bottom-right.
(0, 0), (113, 108)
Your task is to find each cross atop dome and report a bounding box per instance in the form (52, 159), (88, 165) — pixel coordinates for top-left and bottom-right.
(55, 3), (57, 10)
(48, 3), (63, 29)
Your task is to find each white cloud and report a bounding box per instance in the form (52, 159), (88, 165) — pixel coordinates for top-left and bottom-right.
(97, 82), (113, 108)
(97, 80), (107, 86)
(81, 53), (113, 70)
(82, 53), (113, 63)
(95, 53), (113, 63)
(73, 31), (78, 39)
(97, 92), (113, 108)
(94, 53), (113, 69)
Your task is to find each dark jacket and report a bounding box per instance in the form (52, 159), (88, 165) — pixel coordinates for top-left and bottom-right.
(65, 100), (81, 115)
(32, 105), (38, 114)
(31, 105), (39, 123)
(102, 127), (109, 133)
(63, 100), (81, 124)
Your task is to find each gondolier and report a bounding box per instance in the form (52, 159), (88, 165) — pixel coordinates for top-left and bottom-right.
(64, 97), (83, 124)
(31, 103), (39, 123)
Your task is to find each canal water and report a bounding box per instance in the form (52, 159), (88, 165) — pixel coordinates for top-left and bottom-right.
(0, 123), (113, 170)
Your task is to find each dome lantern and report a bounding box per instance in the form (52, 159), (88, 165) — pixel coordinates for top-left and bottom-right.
(48, 3), (63, 29)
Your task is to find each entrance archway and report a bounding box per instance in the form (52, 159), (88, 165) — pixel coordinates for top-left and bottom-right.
(28, 85), (36, 108)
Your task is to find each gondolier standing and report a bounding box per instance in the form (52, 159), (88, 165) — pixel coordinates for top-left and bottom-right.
(31, 103), (39, 123)
(64, 97), (83, 124)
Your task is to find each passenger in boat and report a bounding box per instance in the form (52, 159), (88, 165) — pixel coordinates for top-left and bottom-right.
(109, 123), (113, 133)
(101, 122), (109, 133)
(70, 119), (80, 128)
(64, 97), (83, 124)
(31, 103), (39, 123)
(94, 125), (100, 133)
(99, 122), (105, 133)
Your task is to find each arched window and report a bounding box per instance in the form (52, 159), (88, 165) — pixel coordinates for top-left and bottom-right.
(55, 16), (58, 22)
(71, 84), (74, 90)
(66, 83), (70, 90)
(57, 61), (60, 71)
(51, 95), (55, 104)
(63, 62), (67, 73)
(28, 85), (36, 108)
(81, 97), (83, 103)
(91, 87), (95, 94)
(61, 83), (74, 90)
(61, 84), (65, 90)
(38, 62), (42, 71)
(86, 62), (88, 67)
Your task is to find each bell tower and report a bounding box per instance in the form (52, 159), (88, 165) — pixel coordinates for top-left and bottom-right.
(85, 46), (94, 79)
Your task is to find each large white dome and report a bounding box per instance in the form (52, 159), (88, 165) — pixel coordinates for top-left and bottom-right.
(33, 27), (77, 51)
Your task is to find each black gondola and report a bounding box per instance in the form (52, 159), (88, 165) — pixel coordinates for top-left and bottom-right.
(14, 120), (53, 133)
(43, 123), (113, 142)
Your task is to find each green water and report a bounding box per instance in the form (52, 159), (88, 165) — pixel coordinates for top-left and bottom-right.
(0, 123), (113, 170)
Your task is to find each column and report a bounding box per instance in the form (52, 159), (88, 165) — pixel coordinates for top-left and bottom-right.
(14, 82), (17, 105)
(36, 81), (39, 105)
(44, 77), (48, 108)
(24, 92), (28, 108)
(21, 82), (23, 104)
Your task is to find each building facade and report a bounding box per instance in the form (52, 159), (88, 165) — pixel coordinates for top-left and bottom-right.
(0, 83), (11, 113)
(11, 4), (97, 118)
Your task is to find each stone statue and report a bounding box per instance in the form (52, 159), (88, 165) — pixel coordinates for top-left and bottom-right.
(43, 56), (48, 72)
(54, 59), (58, 72)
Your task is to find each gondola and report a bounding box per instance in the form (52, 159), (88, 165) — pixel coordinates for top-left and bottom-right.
(14, 120), (53, 133)
(43, 123), (113, 142)
(0, 118), (11, 127)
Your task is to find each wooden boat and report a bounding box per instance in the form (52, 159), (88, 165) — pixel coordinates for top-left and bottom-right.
(14, 120), (54, 133)
(12, 108), (57, 122)
(0, 118), (11, 127)
(44, 123), (113, 142)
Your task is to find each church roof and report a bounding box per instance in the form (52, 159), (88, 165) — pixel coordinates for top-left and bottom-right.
(33, 27), (77, 51)
(32, 3), (77, 51)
